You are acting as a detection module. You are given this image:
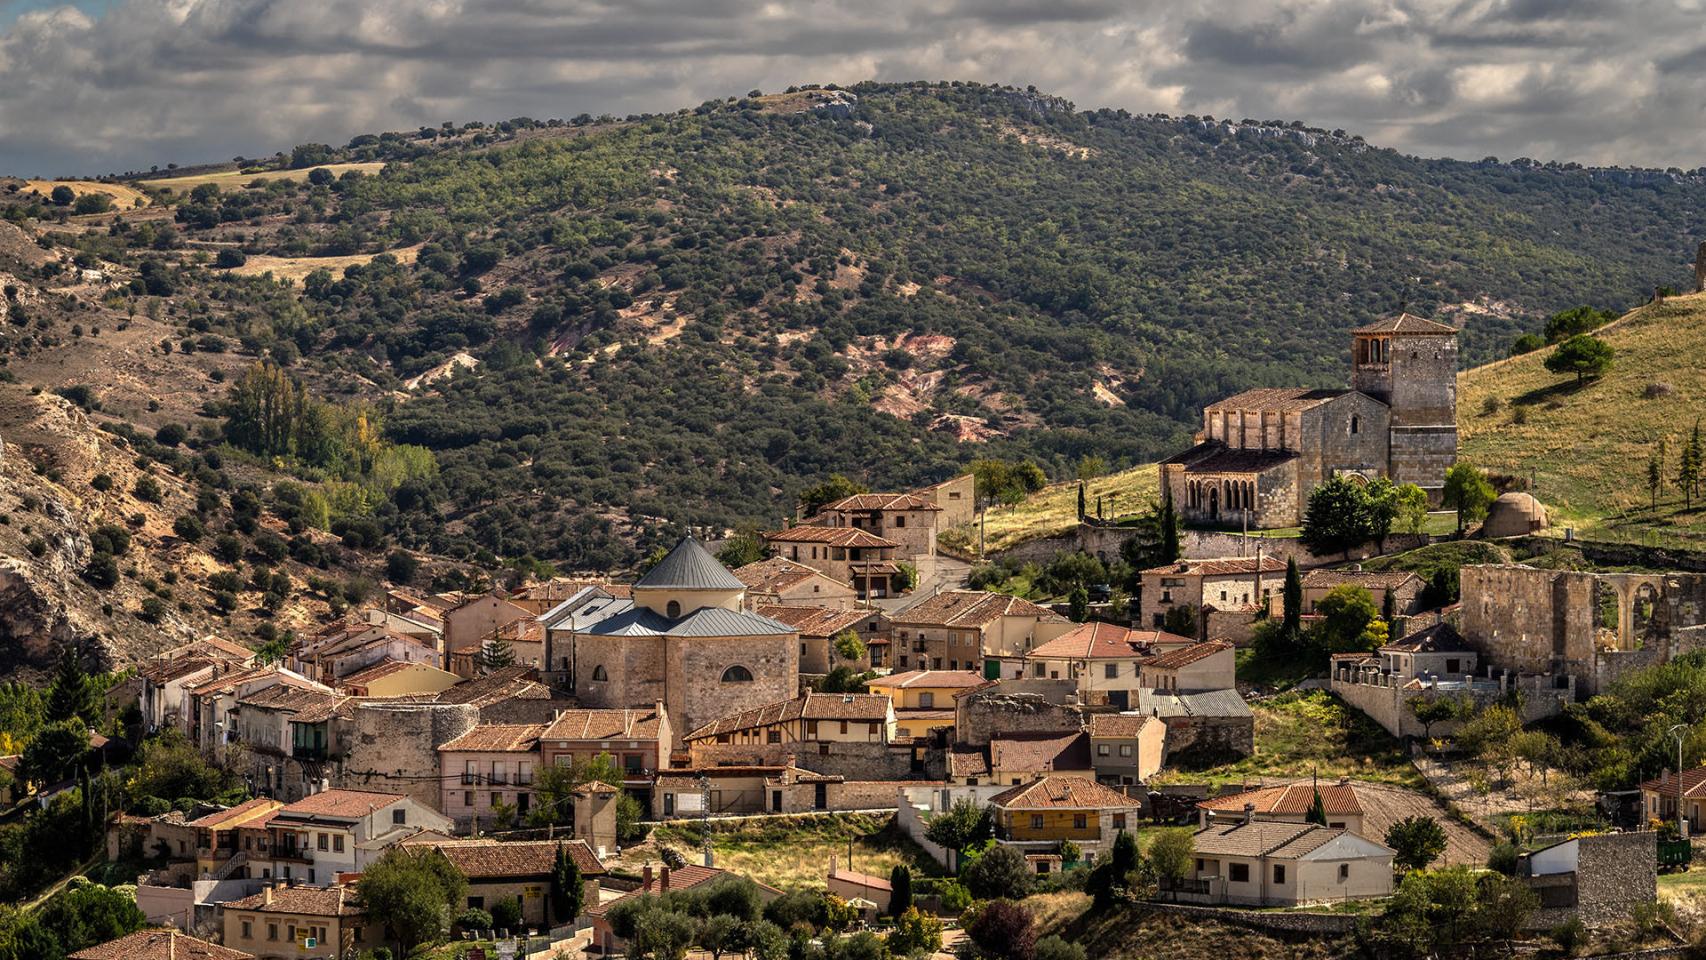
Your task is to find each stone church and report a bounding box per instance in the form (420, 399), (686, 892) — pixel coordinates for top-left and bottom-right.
(1161, 313), (1459, 529)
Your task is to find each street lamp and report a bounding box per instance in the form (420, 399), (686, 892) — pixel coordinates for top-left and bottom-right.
(1669, 723), (1689, 836)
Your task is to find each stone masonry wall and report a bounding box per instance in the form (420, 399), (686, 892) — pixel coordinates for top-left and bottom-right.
(1573, 832), (1657, 929)
(335, 701), (477, 811)
(955, 682), (1082, 747)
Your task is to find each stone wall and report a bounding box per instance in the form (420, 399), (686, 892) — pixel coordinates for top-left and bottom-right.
(688, 741), (922, 781)
(1159, 713), (1253, 760)
(577, 633), (798, 747)
(1569, 832), (1657, 929)
(1330, 670), (1568, 739)
(955, 681), (1081, 747)
(1181, 530), (1430, 568)
(333, 701), (478, 811)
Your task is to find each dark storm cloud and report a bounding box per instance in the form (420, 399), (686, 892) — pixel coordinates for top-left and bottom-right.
(3, 0), (1705, 176)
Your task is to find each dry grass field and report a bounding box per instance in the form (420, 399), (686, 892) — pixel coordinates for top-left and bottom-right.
(966, 462), (1159, 553)
(227, 244), (420, 284)
(139, 161), (386, 193)
(1457, 291), (1706, 545)
(22, 179), (150, 208)
(641, 812), (942, 891)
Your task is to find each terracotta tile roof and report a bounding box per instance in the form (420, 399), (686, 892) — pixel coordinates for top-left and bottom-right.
(237, 684), (344, 716)
(1302, 569), (1423, 590)
(764, 525), (899, 549)
(585, 864), (728, 918)
(336, 658), (440, 688)
(1141, 556), (1287, 577)
(868, 670), (987, 690)
(754, 604), (873, 638)
(438, 723), (547, 753)
(540, 708), (665, 742)
(684, 693), (891, 741)
(889, 591), (1057, 628)
(511, 579), (633, 601)
(822, 493), (941, 512)
(1026, 622), (1182, 660)
(1382, 622), (1471, 654)
(188, 665), (283, 697)
(1191, 820), (1380, 859)
(991, 775), (1138, 810)
(1197, 782), (1364, 817)
(422, 839), (604, 878)
(1353, 312), (1457, 335)
(947, 744), (991, 779)
(221, 884), (364, 917)
(69, 929), (254, 960)
(186, 797), (284, 830)
(734, 557), (844, 594)
(1639, 767), (1706, 799)
(1144, 640), (1234, 671)
(140, 656), (217, 684)
(989, 732), (1091, 774)
(1205, 387), (1350, 413)
(434, 666), (549, 706)
(1180, 447), (1299, 474)
(275, 788), (407, 820)
(1088, 713), (1163, 739)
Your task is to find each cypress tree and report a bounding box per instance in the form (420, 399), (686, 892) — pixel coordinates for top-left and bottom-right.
(1077, 481), (1086, 521)
(1160, 499), (1180, 562)
(46, 641), (96, 725)
(1282, 558), (1303, 644)
(1307, 787), (1328, 826)
(550, 841), (584, 924)
(889, 864), (912, 917)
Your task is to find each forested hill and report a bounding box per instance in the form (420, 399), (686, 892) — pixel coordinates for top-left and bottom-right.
(6, 80), (1706, 569)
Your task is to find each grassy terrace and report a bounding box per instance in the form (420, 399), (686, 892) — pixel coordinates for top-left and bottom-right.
(956, 463), (1159, 554)
(1153, 690), (1422, 789)
(644, 812), (943, 891)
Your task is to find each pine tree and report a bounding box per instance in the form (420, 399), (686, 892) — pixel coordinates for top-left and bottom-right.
(479, 635), (516, 673)
(1680, 425), (1701, 510)
(1160, 498), (1180, 563)
(1282, 557), (1303, 644)
(1306, 787), (1328, 826)
(1650, 437), (1667, 509)
(45, 641), (96, 725)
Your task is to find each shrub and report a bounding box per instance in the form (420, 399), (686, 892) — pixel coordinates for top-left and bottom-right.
(455, 907), (492, 932)
(133, 475), (163, 503)
(490, 895), (523, 931)
(967, 900), (1034, 960)
(90, 473), (113, 492)
(1033, 936), (1086, 960)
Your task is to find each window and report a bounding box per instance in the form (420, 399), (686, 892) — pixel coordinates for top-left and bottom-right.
(1097, 744), (1110, 756)
(1229, 863), (1250, 883)
(839, 721), (848, 734)
(1446, 658), (1461, 673)
(666, 600), (682, 618)
(1195, 858), (1204, 871)
(721, 665), (754, 682)
(1338, 863), (1350, 881)
(896, 515), (906, 528)
(591, 665), (608, 681)
(1273, 864), (1286, 884)
(393, 808), (406, 825)
(268, 923), (278, 942)
(333, 834), (344, 853)
(919, 692), (934, 708)
(317, 833), (328, 851)
(767, 730), (782, 744)
(1113, 814), (1126, 829)
(242, 920), (252, 939)
(1119, 744), (1132, 757)
(1030, 814), (1045, 829)
(464, 791), (473, 807)
(1073, 814), (1087, 829)
(1349, 415), (1360, 435)
(1104, 663), (1117, 679)
(469, 896), (485, 910)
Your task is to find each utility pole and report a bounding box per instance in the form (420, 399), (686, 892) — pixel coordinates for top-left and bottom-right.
(1671, 723), (1690, 837)
(698, 773), (713, 867)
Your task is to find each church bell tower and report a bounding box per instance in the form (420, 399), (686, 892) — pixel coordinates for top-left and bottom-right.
(1351, 314), (1459, 496)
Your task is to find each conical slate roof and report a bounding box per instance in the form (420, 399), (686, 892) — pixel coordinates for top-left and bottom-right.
(634, 536), (745, 591)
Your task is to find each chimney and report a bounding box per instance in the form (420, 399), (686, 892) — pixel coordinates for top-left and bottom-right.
(1663, 769), (1673, 786)
(1242, 802), (1256, 825)
(830, 855), (839, 877)
(263, 886), (274, 905)
(660, 864), (671, 890)
(642, 864), (653, 889)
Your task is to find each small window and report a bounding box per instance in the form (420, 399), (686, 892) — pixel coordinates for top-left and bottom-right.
(1113, 813), (1126, 829)
(1097, 743), (1110, 756)
(333, 834), (344, 852)
(1349, 415), (1360, 435)
(1073, 814), (1087, 829)
(392, 808), (406, 825)
(1104, 663), (1117, 679)
(1229, 863), (1250, 883)
(666, 600), (682, 618)
(464, 791), (473, 806)
(1339, 863), (1350, 881)
(722, 665), (754, 683)
(919, 692), (934, 708)
(1030, 814), (1044, 829)
(1274, 864), (1286, 884)
(1119, 744), (1132, 757)
(242, 920), (252, 939)
(592, 665), (608, 681)
(767, 729), (781, 744)
(268, 923), (278, 942)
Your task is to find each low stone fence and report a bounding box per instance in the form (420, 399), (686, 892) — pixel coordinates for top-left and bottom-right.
(1136, 900), (1361, 935)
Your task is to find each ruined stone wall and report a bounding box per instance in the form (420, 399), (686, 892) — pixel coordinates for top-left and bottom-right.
(1159, 715), (1253, 759)
(954, 682), (1082, 747)
(686, 741), (920, 781)
(333, 702), (478, 811)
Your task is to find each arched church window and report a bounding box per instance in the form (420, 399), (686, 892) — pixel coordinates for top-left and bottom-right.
(721, 665), (754, 683)
(591, 665), (608, 681)
(1350, 415), (1359, 435)
(666, 600), (681, 618)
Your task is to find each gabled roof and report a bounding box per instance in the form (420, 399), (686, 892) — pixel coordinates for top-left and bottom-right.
(540, 708), (666, 742)
(1198, 782), (1364, 817)
(512, 579), (632, 602)
(274, 788), (407, 820)
(947, 744), (991, 779)
(684, 692), (891, 741)
(989, 731), (1091, 774)
(421, 838), (604, 878)
(734, 557), (850, 594)
(438, 723), (547, 753)
(764, 525), (899, 549)
(1205, 387), (1351, 413)
(1180, 447), (1299, 475)
(1026, 622), (1179, 661)
(1144, 639), (1234, 671)
(1141, 556), (1287, 577)
(1639, 767), (1706, 799)
(69, 929), (254, 960)
(1087, 713), (1163, 739)
(868, 670), (987, 690)
(991, 775), (1138, 810)
(1193, 820), (1394, 860)
(185, 797), (284, 831)
(889, 591), (1058, 628)
(635, 537), (746, 592)
(434, 666), (550, 706)
(822, 492), (941, 512)
(755, 604), (874, 639)
(1352, 313), (1457, 335)
(1383, 622), (1471, 654)
(221, 884), (364, 916)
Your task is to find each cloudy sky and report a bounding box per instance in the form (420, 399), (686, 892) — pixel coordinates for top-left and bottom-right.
(3, 0), (1704, 176)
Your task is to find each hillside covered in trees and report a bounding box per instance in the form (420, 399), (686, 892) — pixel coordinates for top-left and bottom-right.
(5, 80), (1706, 570)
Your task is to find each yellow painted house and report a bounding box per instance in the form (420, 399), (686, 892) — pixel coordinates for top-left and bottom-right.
(336, 659), (463, 698)
(989, 775), (1142, 861)
(867, 669), (985, 739)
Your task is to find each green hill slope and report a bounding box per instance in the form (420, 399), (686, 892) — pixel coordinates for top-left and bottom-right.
(10, 80), (1706, 567)
(1458, 293), (1706, 544)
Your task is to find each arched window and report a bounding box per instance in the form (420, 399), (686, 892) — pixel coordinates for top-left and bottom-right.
(591, 665), (608, 681)
(1350, 415), (1359, 435)
(721, 665), (754, 683)
(666, 600), (681, 618)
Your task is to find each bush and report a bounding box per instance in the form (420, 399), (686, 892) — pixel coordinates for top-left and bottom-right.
(82, 553), (120, 589)
(455, 907), (492, 932)
(887, 907), (943, 956)
(215, 248), (248, 268)
(1549, 916), (1586, 957)
(1486, 842), (1520, 876)
(154, 423), (188, 447)
(133, 475), (163, 503)
(967, 900), (1035, 960)
(490, 895), (522, 931)
(1033, 935), (1086, 960)
(962, 845), (1031, 901)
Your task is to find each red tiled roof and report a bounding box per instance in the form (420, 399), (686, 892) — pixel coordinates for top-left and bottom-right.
(1141, 556), (1287, 577)
(989, 732), (1091, 774)
(438, 723), (547, 753)
(764, 525), (899, 549)
(1144, 640), (1234, 671)
(868, 670), (987, 690)
(221, 884), (363, 916)
(1087, 713), (1163, 739)
(69, 929), (254, 960)
(1640, 768), (1706, 799)
(1197, 782), (1364, 817)
(337, 658), (437, 687)
(947, 744), (991, 779)
(734, 557), (845, 594)
(186, 797), (284, 830)
(420, 839), (604, 878)
(1027, 622), (1184, 660)
(991, 775), (1138, 810)
(684, 693), (890, 741)
(275, 789), (408, 820)
(754, 604), (873, 638)
(889, 591), (1058, 628)
(585, 864), (725, 918)
(540, 708), (666, 742)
